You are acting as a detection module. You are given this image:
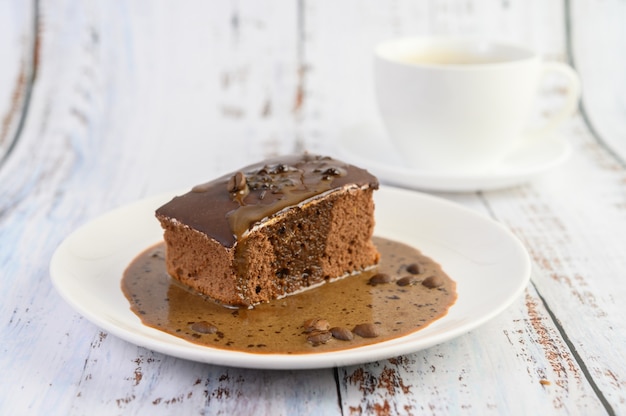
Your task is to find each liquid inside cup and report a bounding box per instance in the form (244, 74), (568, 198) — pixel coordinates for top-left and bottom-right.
(400, 51), (509, 65)
(377, 40), (535, 67)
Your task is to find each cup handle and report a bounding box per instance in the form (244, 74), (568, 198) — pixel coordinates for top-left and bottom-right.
(527, 62), (581, 138)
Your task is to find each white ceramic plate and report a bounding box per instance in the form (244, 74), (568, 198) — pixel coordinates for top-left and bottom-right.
(336, 122), (571, 192)
(50, 186), (530, 370)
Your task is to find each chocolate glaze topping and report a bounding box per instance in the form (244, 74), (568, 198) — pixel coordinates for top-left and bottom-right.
(156, 154), (379, 247)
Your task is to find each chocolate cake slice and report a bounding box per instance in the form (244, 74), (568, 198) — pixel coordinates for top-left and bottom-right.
(156, 154), (380, 307)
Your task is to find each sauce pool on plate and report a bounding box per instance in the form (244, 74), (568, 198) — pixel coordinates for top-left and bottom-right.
(122, 237), (456, 354)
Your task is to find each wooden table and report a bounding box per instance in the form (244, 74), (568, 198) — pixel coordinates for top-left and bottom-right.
(1, 1), (625, 414)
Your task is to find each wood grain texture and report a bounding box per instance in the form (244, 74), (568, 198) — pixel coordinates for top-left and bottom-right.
(0, 0), (37, 165)
(338, 287), (604, 414)
(569, 0), (626, 162)
(484, 117), (626, 411)
(1, 1), (625, 415)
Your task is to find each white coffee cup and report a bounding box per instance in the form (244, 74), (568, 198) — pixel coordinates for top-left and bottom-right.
(374, 37), (581, 174)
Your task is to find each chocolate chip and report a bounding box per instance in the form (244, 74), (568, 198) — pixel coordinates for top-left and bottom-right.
(303, 318), (330, 333)
(330, 327), (354, 341)
(190, 321), (217, 334)
(368, 273), (392, 286)
(406, 262), (424, 275)
(396, 276), (418, 287)
(306, 331), (332, 346)
(352, 323), (380, 338)
(422, 275), (444, 289)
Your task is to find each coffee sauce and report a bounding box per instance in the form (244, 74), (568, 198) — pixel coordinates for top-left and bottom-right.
(122, 237), (456, 354)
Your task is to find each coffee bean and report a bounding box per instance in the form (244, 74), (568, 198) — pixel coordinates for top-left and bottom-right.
(330, 327), (354, 341)
(368, 273), (392, 286)
(406, 262), (424, 275)
(352, 323), (380, 338)
(190, 321), (217, 334)
(307, 331), (332, 346)
(303, 318), (330, 333)
(422, 275), (444, 289)
(227, 171), (247, 193)
(396, 276), (418, 287)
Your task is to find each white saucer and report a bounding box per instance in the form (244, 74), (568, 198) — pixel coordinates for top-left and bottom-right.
(336, 122), (571, 192)
(50, 187), (530, 370)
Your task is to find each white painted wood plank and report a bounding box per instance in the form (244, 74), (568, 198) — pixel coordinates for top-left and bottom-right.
(569, 0), (626, 161)
(481, 117), (626, 412)
(0, 0), (36, 163)
(67, 334), (339, 415)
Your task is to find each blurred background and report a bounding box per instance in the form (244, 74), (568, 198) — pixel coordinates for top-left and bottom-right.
(1, 0), (624, 194)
